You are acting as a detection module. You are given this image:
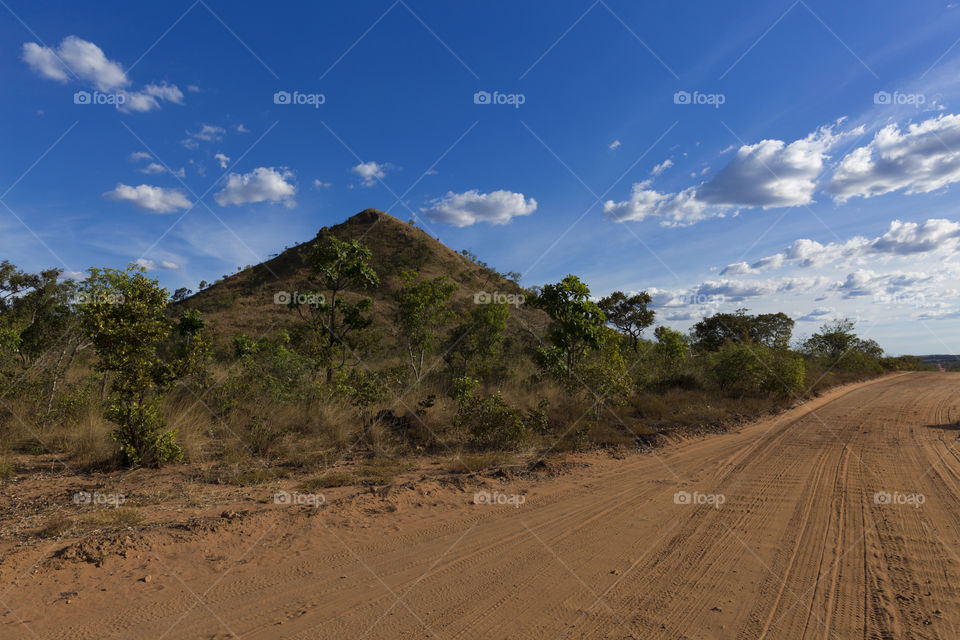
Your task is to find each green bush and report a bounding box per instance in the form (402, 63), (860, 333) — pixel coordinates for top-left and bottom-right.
(456, 391), (526, 449)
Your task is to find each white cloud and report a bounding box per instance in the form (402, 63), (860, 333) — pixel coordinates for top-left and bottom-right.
(830, 113), (960, 201)
(182, 124), (226, 149)
(651, 159), (674, 175)
(119, 82), (184, 113)
(609, 140), (622, 150)
(236, 123), (249, 133)
(129, 151), (152, 162)
(313, 179), (331, 189)
(214, 153), (230, 169)
(719, 218), (960, 276)
(352, 161), (389, 187)
(135, 258), (179, 271)
(22, 36), (183, 113)
(102, 184), (192, 213)
(214, 167), (296, 207)
(138, 163), (185, 178)
(605, 122), (854, 226)
(422, 189), (537, 227)
(22, 36), (128, 91)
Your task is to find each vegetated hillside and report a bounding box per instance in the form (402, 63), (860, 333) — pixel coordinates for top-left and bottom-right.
(182, 208), (549, 346)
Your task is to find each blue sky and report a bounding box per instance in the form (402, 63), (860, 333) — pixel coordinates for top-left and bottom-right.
(3, 0), (960, 354)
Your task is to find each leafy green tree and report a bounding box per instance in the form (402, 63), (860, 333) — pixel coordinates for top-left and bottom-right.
(598, 291), (654, 353)
(802, 318), (883, 368)
(577, 328), (632, 409)
(750, 312), (794, 350)
(532, 275), (606, 382)
(691, 309), (754, 351)
(290, 234), (380, 383)
(443, 301), (509, 380)
(654, 326), (688, 364)
(394, 270), (457, 383)
(77, 266), (208, 466)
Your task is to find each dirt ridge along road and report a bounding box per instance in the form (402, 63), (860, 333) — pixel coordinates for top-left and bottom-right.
(5, 372), (960, 639)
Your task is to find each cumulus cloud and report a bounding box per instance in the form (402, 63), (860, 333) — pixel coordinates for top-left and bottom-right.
(352, 161), (389, 186)
(651, 159), (674, 175)
(214, 153), (230, 169)
(797, 307), (836, 322)
(182, 124), (226, 149)
(313, 179), (331, 189)
(214, 167), (296, 207)
(119, 82), (184, 113)
(830, 114), (960, 201)
(102, 184), (191, 213)
(609, 140), (622, 150)
(135, 258), (179, 271)
(605, 122), (853, 226)
(719, 218), (960, 276)
(422, 189), (537, 227)
(139, 162), (185, 178)
(22, 36), (127, 90)
(129, 151), (152, 162)
(22, 36), (182, 113)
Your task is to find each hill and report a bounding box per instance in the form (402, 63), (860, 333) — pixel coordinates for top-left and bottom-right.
(182, 208), (549, 347)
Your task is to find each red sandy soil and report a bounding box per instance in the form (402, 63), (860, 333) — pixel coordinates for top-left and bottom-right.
(2, 371), (960, 639)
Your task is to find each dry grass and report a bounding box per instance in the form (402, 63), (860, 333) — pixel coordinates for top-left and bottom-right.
(35, 515), (73, 539)
(0, 458), (14, 482)
(302, 471), (353, 490)
(444, 452), (514, 474)
(80, 507), (144, 530)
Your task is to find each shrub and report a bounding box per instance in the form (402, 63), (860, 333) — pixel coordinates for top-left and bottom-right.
(456, 391), (526, 449)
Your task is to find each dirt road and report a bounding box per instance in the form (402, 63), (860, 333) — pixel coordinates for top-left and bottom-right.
(5, 372), (960, 639)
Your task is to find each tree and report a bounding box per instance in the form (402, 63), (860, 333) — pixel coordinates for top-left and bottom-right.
(77, 266), (208, 466)
(171, 287), (192, 303)
(803, 319), (883, 366)
(692, 309), (754, 351)
(598, 291), (655, 353)
(394, 269), (457, 383)
(654, 326), (688, 363)
(532, 275), (606, 382)
(289, 234), (380, 383)
(443, 300), (509, 380)
(750, 312), (794, 350)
